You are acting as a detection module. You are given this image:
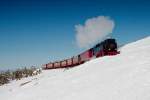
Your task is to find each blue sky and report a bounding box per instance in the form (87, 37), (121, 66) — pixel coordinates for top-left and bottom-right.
(0, 0), (150, 70)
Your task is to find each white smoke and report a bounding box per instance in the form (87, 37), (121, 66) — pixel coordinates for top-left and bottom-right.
(75, 16), (115, 48)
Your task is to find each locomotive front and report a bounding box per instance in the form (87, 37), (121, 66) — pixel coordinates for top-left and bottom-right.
(103, 39), (118, 55)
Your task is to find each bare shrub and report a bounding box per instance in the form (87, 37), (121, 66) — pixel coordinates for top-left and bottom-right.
(0, 67), (42, 86)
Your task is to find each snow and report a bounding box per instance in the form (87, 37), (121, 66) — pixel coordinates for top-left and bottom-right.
(0, 36), (150, 100)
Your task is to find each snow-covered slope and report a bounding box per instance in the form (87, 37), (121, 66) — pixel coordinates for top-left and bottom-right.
(0, 36), (150, 100)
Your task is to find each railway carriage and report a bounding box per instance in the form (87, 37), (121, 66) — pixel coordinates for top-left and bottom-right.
(54, 62), (61, 68)
(46, 63), (53, 69)
(61, 60), (67, 68)
(67, 58), (73, 67)
(79, 49), (93, 63)
(72, 56), (79, 65)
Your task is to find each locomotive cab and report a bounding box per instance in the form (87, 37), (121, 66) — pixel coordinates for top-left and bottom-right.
(93, 42), (104, 57)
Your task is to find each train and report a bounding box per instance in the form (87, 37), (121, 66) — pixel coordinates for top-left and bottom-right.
(43, 38), (120, 70)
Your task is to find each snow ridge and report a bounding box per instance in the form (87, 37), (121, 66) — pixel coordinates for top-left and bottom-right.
(0, 36), (150, 100)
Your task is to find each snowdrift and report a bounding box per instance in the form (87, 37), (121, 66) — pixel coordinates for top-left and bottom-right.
(0, 36), (150, 100)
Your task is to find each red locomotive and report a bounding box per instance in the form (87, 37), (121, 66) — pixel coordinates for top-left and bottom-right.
(43, 38), (119, 69)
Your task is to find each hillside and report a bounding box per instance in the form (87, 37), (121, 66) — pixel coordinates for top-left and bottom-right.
(0, 36), (150, 100)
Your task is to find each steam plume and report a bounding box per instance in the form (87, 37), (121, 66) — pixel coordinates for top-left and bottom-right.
(75, 16), (115, 48)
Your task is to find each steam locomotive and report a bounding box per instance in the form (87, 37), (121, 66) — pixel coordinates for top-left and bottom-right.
(43, 38), (119, 69)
